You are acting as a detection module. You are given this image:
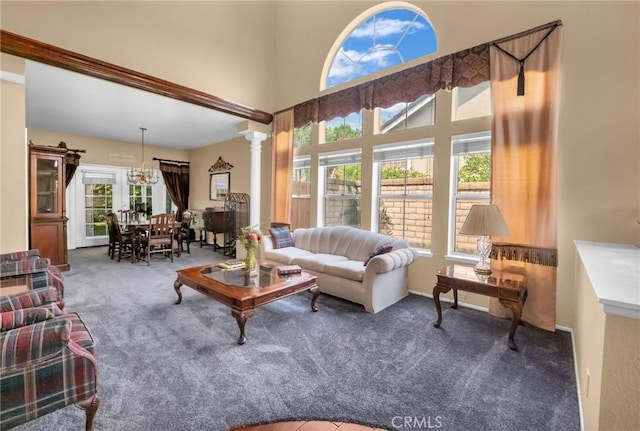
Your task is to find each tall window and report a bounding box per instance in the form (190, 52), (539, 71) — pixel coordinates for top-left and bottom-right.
(288, 5), (493, 255)
(319, 150), (362, 227)
(326, 8), (437, 89)
(373, 140), (434, 248)
(449, 132), (491, 255)
(291, 156), (311, 229)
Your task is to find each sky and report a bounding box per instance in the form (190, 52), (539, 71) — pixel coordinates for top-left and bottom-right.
(327, 8), (437, 89)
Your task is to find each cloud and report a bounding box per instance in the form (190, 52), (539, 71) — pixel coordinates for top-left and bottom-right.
(350, 17), (426, 39)
(326, 13), (430, 87)
(329, 46), (399, 82)
(328, 51), (357, 81)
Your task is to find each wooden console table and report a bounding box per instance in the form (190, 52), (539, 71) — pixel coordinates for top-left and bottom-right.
(433, 264), (527, 350)
(201, 208), (232, 251)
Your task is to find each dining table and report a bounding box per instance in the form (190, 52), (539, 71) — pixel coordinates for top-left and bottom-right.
(120, 219), (180, 263)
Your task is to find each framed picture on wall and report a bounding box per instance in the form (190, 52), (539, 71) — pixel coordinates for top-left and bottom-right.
(210, 172), (230, 200)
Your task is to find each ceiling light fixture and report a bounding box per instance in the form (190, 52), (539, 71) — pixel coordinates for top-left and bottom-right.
(127, 127), (159, 185)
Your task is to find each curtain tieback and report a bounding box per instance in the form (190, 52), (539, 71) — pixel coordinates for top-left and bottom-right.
(491, 24), (559, 96)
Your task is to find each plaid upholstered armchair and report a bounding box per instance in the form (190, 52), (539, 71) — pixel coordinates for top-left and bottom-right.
(0, 249), (65, 308)
(0, 287), (100, 430)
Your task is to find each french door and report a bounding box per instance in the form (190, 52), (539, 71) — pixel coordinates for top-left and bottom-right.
(67, 164), (173, 249)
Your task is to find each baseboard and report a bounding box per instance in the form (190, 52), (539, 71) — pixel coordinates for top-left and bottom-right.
(563, 326), (585, 431)
(409, 289), (584, 431)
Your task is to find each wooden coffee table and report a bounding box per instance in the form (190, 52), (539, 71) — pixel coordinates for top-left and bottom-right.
(174, 264), (319, 344)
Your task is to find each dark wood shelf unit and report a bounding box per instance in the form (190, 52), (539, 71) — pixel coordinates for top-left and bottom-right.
(29, 143), (70, 271)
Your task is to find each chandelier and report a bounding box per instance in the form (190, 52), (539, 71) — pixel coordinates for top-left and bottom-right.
(127, 127), (159, 185)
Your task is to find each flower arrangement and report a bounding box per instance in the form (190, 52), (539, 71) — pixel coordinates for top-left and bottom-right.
(239, 225), (262, 272)
(240, 225), (262, 251)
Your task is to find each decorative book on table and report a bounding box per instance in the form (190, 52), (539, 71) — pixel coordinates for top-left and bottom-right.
(217, 259), (245, 269)
(277, 265), (302, 276)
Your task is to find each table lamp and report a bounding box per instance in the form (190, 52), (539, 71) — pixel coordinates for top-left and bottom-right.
(459, 204), (510, 275)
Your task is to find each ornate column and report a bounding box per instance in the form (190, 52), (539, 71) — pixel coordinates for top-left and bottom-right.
(238, 130), (269, 228)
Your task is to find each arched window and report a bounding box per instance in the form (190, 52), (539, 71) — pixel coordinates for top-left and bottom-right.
(325, 6), (437, 89)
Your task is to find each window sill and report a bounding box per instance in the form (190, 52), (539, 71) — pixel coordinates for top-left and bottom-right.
(444, 254), (478, 265)
(413, 248), (433, 258)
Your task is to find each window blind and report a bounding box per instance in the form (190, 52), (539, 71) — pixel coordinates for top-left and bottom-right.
(82, 170), (116, 184)
(374, 140), (434, 163)
(293, 155), (311, 169)
(319, 150), (362, 167)
(452, 132), (491, 155)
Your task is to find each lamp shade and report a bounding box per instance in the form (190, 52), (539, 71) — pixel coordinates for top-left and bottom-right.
(459, 204), (510, 237)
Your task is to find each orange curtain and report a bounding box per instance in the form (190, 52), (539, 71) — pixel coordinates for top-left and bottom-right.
(271, 110), (294, 224)
(489, 25), (562, 331)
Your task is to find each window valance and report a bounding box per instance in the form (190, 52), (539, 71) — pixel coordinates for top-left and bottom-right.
(292, 20), (561, 128)
(294, 44), (488, 128)
(157, 159), (190, 174)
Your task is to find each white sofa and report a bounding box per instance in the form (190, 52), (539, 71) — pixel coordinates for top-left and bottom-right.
(262, 226), (418, 313)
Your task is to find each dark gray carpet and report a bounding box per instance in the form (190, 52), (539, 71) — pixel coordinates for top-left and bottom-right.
(12, 246), (580, 431)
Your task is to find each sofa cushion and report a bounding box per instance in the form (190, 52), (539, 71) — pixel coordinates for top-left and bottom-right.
(292, 227), (350, 255)
(1, 308), (54, 332)
(269, 226), (294, 249)
(264, 247), (315, 265)
(323, 260), (365, 282)
(294, 253), (348, 273)
(0, 287), (59, 313)
(364, 243), (394, 266)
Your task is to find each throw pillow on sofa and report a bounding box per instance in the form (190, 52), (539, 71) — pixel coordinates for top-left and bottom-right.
(364, 243), (394, 266)
(269, 226), (294, 249)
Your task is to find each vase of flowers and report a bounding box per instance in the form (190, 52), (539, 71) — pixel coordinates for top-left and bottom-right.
(239, 225), (262, 277)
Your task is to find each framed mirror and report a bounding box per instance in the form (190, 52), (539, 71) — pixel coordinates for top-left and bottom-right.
(210, 172), (230, 200)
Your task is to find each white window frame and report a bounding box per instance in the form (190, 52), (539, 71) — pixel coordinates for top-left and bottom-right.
(447, 131), (491, 261)
(372, 139), (434, 250)
(318, 149), (362, 227)
(292, 155), (312, 228)
(324, 7), (437, 89)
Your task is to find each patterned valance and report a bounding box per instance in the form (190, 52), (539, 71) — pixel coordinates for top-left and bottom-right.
(159, 161), (190, 174)
(292, 20), (561, 128)
(293, 43), (490, 128)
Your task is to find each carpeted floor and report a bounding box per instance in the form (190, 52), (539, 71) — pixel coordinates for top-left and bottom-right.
(12, 246), (581, 431)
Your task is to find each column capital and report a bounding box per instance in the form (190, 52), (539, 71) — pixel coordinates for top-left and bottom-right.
(237, 120), (271, 143)
(238, 130), (269, 143)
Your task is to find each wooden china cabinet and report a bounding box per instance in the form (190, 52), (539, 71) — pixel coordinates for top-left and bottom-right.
(29, 143), (70, 271)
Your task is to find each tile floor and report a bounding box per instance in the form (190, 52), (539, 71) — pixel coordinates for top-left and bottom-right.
(228, 421), (387, 431)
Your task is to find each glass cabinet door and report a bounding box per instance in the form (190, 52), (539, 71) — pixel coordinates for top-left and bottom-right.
(35, 157), (61, 216)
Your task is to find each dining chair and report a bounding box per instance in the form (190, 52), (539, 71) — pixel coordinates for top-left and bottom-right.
(105, 213), (135, 263)
(140, 213), (175, 265)
(105, 213), (116, 257)
(176, 210), (192, 255)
